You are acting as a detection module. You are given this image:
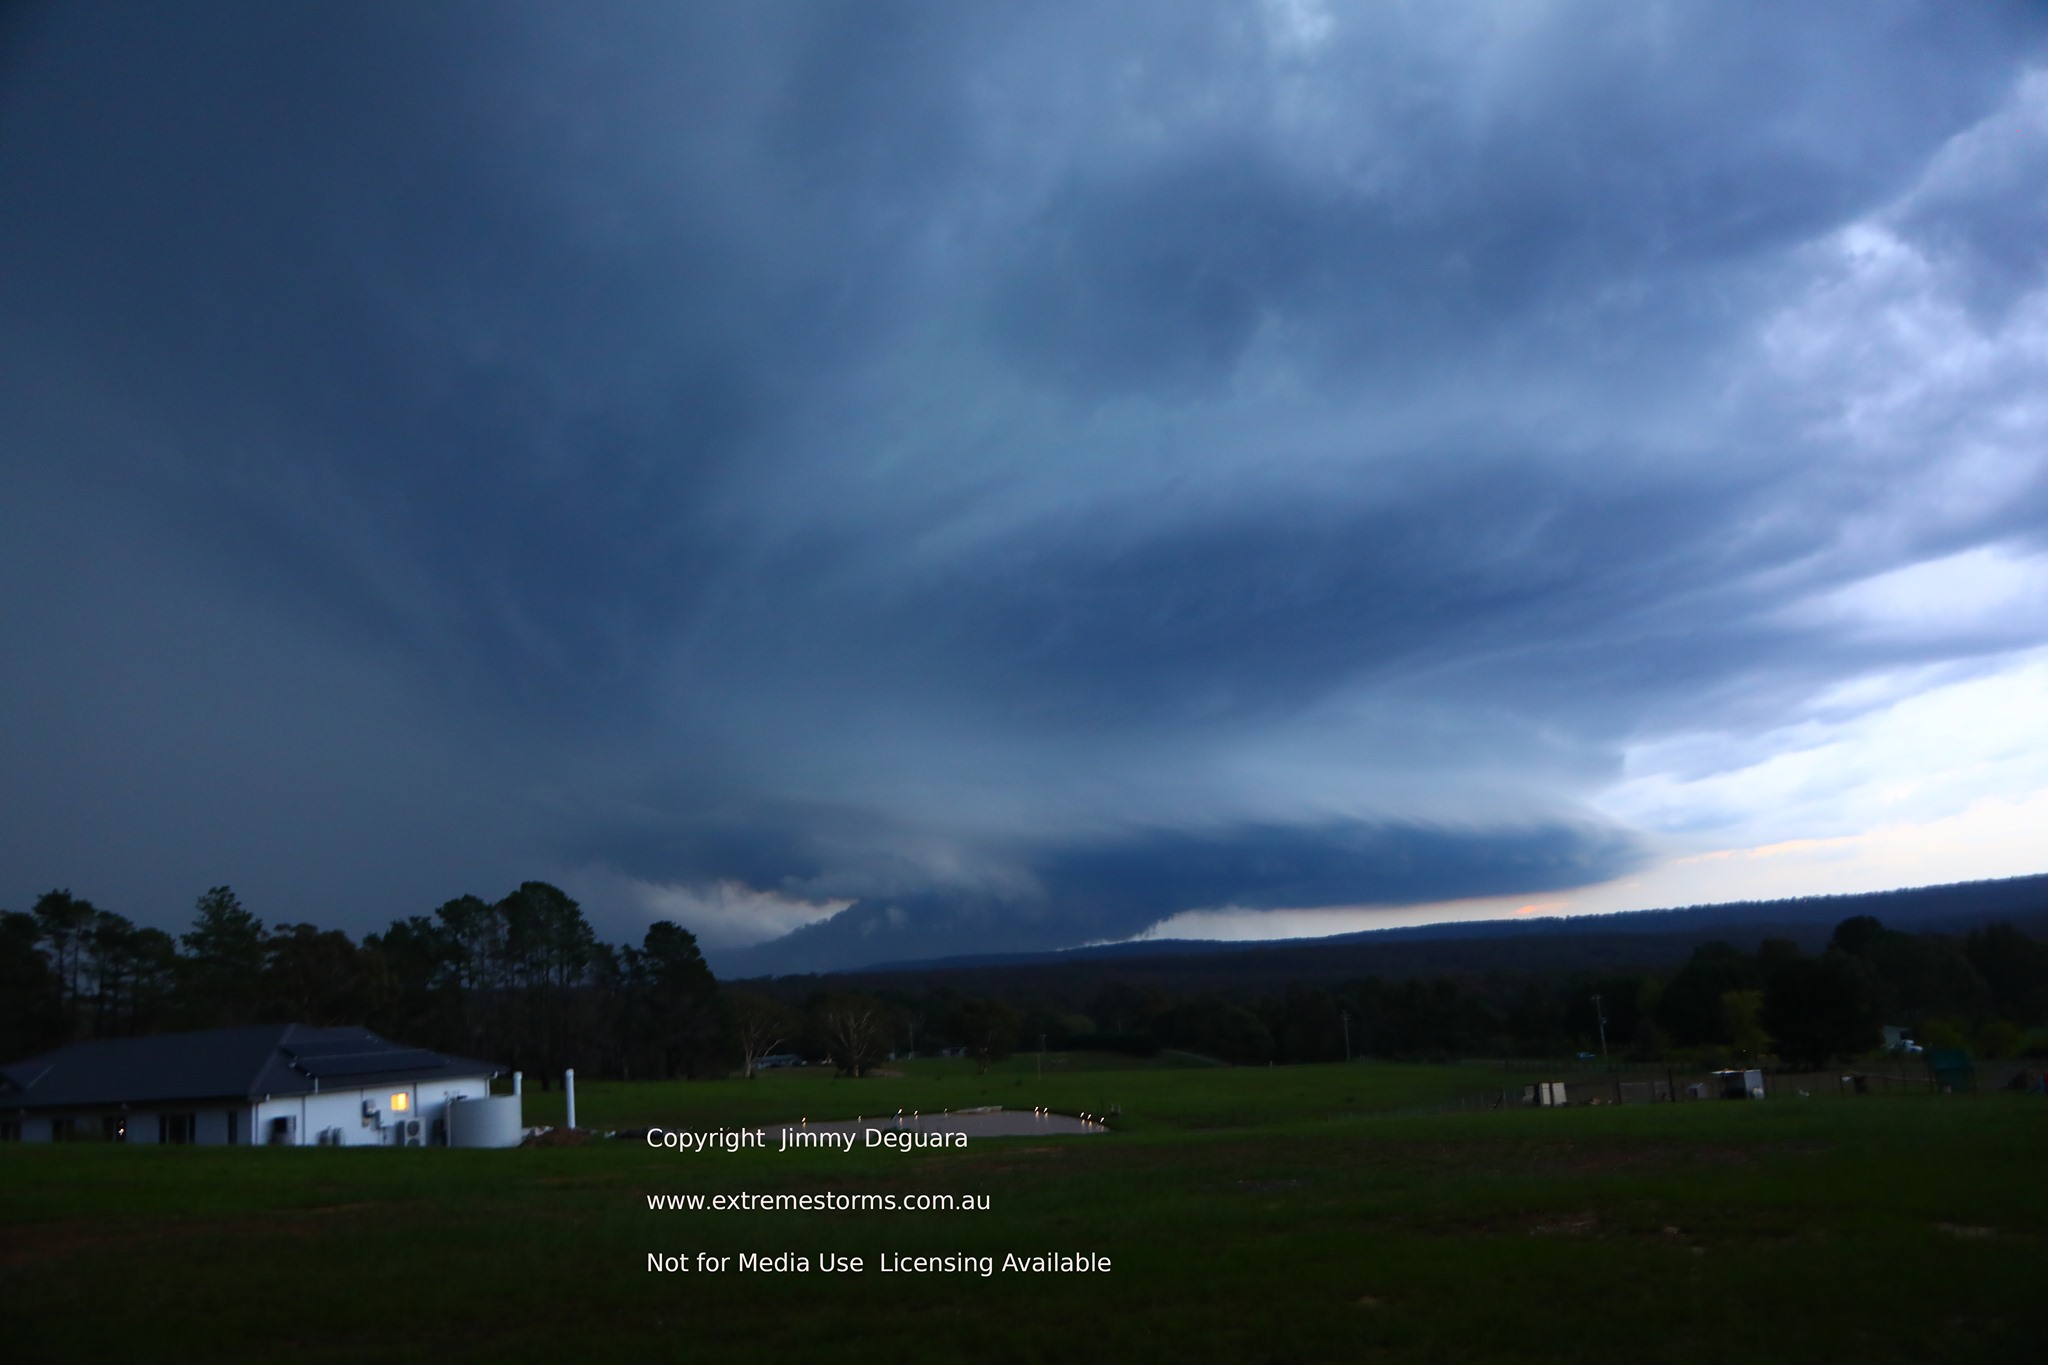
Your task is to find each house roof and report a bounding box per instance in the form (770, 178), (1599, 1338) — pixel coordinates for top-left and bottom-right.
(0, 1025), (501, 1111)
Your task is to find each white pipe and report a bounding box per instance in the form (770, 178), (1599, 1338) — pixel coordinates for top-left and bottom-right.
(512, 1070), (522, 1098)
(565, 1069), (577, 1131)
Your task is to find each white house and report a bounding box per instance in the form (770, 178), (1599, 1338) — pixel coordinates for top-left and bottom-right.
(0, 1024), (517, 1147)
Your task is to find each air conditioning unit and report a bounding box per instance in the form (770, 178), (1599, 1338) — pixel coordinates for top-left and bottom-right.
(406, 1118), (422, 1137)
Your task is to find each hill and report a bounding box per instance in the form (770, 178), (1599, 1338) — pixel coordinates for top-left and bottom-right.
(738, 872), (2048, 994)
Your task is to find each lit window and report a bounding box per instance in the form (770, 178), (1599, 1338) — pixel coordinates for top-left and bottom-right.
(390, 1093), (409, 1112)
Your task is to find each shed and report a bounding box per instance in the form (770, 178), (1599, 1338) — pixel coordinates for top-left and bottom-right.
(1711, 1068), (1765, 1099)
(0, 1024), (512, 1147)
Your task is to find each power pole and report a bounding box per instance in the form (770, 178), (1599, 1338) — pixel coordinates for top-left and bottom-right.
(1341, 1011), (1352, 1063)
(1592, 993), (1609, 1067)
(1038, 1032), (1045, 1079)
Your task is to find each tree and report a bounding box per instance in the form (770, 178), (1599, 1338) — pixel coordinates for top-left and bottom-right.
(1156, 995), (1275, 1064)
(434, 894), (505, 1052)
(638, 921), (726, 1079)
(1828, 915), (1887, 959)
(31, 888), (96, 1034)
(1963, 923), (2048, 1024)
(812, 992), (890, 1077)
(947, 997), (1018, 1074)
(263, 923), (367, 1026)
(1719, 989), (1769, 1061)
(1, 909), (65, 1060)
(362, 915), (461, 1051)
(1656, 943), (1757, 1047)
(1761, 951), (1884, 1068)
(179, 886), (266, 1028)
(1263, 985), (1344, 1063)
(83, 911), (176, 1038)
(731, 992), (801, 1078)
(495, 881), (598, 1081)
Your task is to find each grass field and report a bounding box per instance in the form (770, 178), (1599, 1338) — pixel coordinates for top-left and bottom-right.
(5, 1057), (2044, 1362)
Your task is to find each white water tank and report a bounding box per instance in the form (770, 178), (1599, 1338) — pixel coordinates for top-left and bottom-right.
(447, 1094), (524, 1148)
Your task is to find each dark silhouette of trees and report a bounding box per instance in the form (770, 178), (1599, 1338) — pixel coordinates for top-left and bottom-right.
(1762, 949), (1885, 1067)
(1156, 995), (1274, 1064)
(432, 894), (503, 1054)
(494, 881), (597, 1083)
(946, 997), (1018, 1073)
(178, 886), (266, 1028)
(11, 886), (2048, 1074)
(811, 992), (890, 1077)
(31, 889), (96, 1032)
(1964, 923), (2048, 1023)
(731, 992), (801, 1077)
(263, 923), (367, 1026)
(357, 890), (732, 1082)
(362, 914), (461, 1052)
(24, 894), (179, 1041)
(1265, 985), (1345, 1062)
(1, 909), (64, 1059)
(634, 920), (726, 1078)
(83, 912), (177, 1038)
(1656, 942), (1759, 1046)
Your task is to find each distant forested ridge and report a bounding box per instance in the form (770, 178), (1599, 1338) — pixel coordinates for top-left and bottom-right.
(5, 874), (2047, 1077)
(745, 875), (2048, 1068)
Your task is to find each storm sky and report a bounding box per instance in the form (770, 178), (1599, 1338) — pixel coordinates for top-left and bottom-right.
(4, 1), (2047, 974)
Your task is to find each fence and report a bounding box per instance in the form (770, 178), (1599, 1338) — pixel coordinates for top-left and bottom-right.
(1355, 1058), (2045, 1121)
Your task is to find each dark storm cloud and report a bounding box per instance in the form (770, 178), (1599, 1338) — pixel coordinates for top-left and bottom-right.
(717, 816), (1645, 975)
(5, 2), (2047, 969)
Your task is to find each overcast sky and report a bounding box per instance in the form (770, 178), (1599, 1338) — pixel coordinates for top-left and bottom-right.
(4, 2), (2046, 974)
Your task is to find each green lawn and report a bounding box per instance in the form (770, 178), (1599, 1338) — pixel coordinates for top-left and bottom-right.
(5, 1059), (2043, 1362)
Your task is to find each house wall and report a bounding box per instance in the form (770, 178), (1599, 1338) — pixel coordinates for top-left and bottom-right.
(7, 1077), (495, 1146)
(6, 1107), (246, 1144)
(252, 1077), (494, 1147)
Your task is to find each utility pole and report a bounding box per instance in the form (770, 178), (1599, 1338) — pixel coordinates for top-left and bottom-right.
(1341, 1011), (1352, 1063)
(1592, 993), (1609, 1067)
(1038, 1033), (1045, 1078)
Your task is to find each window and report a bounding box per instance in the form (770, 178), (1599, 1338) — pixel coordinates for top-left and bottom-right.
(0, 1120), (19, 1142)
(51, 1116), (78, 1142)
(224, 1110), (237, 1145)
(101, 1115), (126, 1143)
(390, 1092), (410, 1113)
(159, 1112), (196, 1145)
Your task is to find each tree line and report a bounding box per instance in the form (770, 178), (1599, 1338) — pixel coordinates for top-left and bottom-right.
(0, 884), (1060, 1083)
(1, 883), (737, 1085)
(755, 914), (2048, 1071)
(8, 888), (2046, 1078)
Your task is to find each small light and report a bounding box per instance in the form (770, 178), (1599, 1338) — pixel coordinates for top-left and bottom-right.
(390, 1093), (409, 1112)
